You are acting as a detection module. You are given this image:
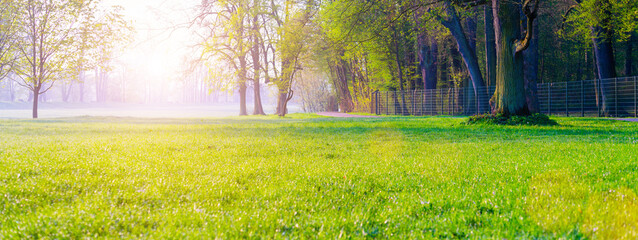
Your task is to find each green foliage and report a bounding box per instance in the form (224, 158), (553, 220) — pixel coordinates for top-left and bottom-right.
(0, 0), (19, 81)
(1, 116), (637, 238)
(561, 0), (638, 42)
(466, 113), (558, 126)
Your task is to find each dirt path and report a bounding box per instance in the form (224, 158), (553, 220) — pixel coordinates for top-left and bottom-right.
(316, 112), (382, 118)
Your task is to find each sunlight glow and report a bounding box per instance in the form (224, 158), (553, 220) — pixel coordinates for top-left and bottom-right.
(101, 0), (201, 91)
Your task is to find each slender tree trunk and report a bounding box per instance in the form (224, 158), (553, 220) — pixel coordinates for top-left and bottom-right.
(492, 0), (530, 116)
(95, 68), (100, 102)
(484, 4), (496, 87)
(8, 76), (15, 101)
(577, 48), (583, 81)
(392, 26), (409, 115)
(239, 82), (248, 116)
(465, 10), (478, 114)
(465, 8), (477, 54)
(32, 87), (39, 119)
(419, 32), (438, 90)
(625, 33), (638, 77)
(275, 58), (294, 116)
(251, 11), (265, 115)
(62, 81), (73, 102)
(524, 18), (540, 113)
(79, 82), (84, 102)
(238, 51), (248, 115)
(252, 76), (265, 115)
(441, 2), (486, 112)
(592, 26), (616, 116)
(418, 31), (438, 114)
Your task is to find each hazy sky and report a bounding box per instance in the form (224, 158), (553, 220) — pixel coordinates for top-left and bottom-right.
(101, 0), (202, 81)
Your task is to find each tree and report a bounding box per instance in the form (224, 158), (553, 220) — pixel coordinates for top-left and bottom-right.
(562, 0), (638, 116)
(438, 2), (486, 113)
(491, 0), (539, 116)
(90, 5), (132, 102)
(267, 0), (316, 117)
(198, 0), (252, 116)
(249, 0), (266, 115)
(483, 4), (496, 87)
(12, 0), (85, 118)
(0, 0), (18, 83)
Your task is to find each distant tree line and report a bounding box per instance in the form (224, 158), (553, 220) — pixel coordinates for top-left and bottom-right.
(196, 0), (637, 117)
(0, 0), (132, 118)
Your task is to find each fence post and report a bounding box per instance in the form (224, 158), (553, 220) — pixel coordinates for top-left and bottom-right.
(565, 82), (569, 116)
(548, 83), (552, 115)
(635, 76), (637, 117)
(386, 91), (389, 115)
(598, 78), (601, 117)
(377, 91), (380, 115)
(412, 88), (416, 116)
(476, 88), (479, 115)
(375, 91), (379, 115)
(432, 89), (435, 115)
(452, 88), (456, 116)
(615, 77), (618, 117)
(580, 81), (585, 117)
(371, 91), (375, 114)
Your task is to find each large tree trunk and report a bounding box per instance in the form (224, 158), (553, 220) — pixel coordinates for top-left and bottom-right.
(484, 4), (496, 87)
(441, 2), (486, 113)
(330, 59), (354, 113)
(524, 18), (540, 113)
(492, 0), (532, 116)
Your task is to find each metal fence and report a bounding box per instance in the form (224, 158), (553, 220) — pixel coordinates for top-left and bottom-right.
(371, 76), (638, 117)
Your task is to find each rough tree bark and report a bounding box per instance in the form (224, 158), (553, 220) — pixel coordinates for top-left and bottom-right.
(492, 0), (539, 116)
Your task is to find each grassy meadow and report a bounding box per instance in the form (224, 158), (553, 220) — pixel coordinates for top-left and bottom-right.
(1, 115), (637, 239)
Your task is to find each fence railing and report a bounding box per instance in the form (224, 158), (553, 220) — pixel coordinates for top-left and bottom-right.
(371, 76), (638, 117)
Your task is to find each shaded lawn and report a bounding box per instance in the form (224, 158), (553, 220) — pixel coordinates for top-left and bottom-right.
(0, 115), (637, 238)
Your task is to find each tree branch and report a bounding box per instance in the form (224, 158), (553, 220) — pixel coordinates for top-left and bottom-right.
(515, 0), (540, 53)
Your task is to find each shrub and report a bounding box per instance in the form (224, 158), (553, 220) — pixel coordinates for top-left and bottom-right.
(466, 113), (558, 126)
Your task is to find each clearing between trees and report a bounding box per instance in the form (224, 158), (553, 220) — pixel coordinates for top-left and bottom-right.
(1, 115), (636, 238)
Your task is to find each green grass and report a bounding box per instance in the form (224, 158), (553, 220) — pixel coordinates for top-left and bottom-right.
(1, 115), (637, 239)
